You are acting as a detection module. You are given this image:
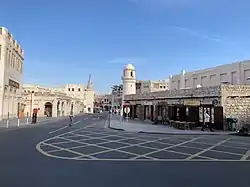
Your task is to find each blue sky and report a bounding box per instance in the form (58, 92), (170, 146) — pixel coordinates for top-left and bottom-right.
(1, 0), (250, 93)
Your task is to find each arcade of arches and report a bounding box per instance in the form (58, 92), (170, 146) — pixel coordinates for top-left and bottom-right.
(21, 92), (83, 118)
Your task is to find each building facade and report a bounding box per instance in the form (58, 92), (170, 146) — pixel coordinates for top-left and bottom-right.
(94, 94), (112, 111)
(0, 27), (24, 120)
(136, 79), (169, 94)
(21, 78), (95, 118)
(169, 60), (250, 90)
(64, 82), (94, 113)
(21, 90), (82, 118)
(124, 85), (250, 130)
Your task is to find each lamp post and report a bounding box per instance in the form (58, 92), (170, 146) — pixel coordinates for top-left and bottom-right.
(111, 87), (114, 112)
(30, 91), (34, 118)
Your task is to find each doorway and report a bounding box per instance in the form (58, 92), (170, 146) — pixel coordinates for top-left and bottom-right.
(44, 102), (53, 117)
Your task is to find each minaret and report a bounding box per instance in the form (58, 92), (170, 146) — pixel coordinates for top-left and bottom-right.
(86, 74), (92, 90)
(121, 63), (136, 116)
(85, 74), (94, 113)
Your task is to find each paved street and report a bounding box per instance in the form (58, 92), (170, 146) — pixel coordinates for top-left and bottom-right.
(0, 113), (250, 187)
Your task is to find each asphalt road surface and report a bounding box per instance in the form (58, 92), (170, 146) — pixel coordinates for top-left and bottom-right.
(0, 113), (250, 187)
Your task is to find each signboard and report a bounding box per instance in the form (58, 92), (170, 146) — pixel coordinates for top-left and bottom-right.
(124, 106), (130, 114)
(9, 79), (20, 89)
(184, 100), (200, 106)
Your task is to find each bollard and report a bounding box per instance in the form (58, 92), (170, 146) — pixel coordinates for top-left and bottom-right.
(26, 118), (29, 124)
(7, 112), (9, 128)
(17, 118), (20, 127)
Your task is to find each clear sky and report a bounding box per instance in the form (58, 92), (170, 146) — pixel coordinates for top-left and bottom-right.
(1, 0), (250, 93)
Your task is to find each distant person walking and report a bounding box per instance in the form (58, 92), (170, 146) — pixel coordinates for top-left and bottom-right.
(201, 110), (213, 132)
(69, 111), (74, 126)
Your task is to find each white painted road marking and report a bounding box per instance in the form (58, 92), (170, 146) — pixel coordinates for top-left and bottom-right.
(36, 121), (250, 162)
(73, 120), (81, 125)
(49, 120), (81, 134)
(186, 137), (231, 160)
(241, 150), (250, 160)
(49, 126), (69, 134)
(132, 137), (201, 159)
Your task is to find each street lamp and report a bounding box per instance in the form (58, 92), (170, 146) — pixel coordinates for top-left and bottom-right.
(30, 91), (34, 117)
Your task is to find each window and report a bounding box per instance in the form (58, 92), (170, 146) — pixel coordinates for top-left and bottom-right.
(220, 73), (228, 83)
(184, 79), (188, 88)
(193, 78), (197, 88)
(11, 53), (13, 67)
(210, 74), (216, 82)
(8, 50), (11, 67)
(78, 88), (81, 92)
(14, 56), (16, 70)
(154, 83), (159, 89)
(163, 86), (166, 89)
(244, 69), (250, 84)
(231, 71), (237, 85)
(201, 76), (207, 86)
(68, 88), (70, 91)
(72, 88), (74, 91)
(160, 86), (162, 89)
(20, 62), (23, 73)
(130, 71), (133, 77)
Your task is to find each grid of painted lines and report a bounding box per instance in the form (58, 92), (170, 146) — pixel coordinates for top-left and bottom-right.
(39, 127), (250, 161)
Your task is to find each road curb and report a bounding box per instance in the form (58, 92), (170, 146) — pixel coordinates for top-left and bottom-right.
(138, 131), (232, 136)
(109, 125), (231, 135)
(109, 126), (125, 131)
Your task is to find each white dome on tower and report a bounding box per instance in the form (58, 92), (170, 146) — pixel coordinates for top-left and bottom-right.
(124, 63), (135, 71)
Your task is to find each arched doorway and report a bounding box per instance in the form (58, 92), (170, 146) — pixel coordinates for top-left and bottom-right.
(44, 102), (53, 117)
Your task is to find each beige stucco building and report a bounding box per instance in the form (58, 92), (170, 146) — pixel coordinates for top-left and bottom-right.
(94, 94), (113, 111)
(0, 27), (24, 120)
(169, 60), (250, 90)
(21, 88), (82, 118)
(64, 81), (94, 113)
(124, 85), (250, 130)
(21, 81), (95, 118)
(120, 62), (250, 130)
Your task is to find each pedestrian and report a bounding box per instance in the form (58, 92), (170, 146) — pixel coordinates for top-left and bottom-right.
(69, 111), (74, 126)
(201, 110), (213, 132)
